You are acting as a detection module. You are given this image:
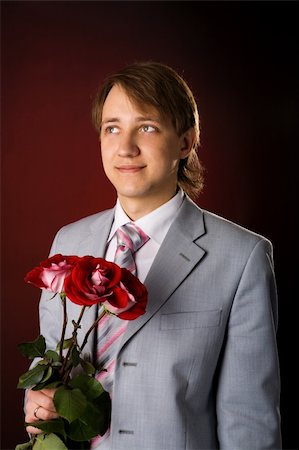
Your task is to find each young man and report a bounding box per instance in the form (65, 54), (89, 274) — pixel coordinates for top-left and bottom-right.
(25, 62), (281, 449)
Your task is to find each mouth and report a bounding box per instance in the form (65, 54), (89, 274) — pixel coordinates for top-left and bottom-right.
(116, 165), (145, 173)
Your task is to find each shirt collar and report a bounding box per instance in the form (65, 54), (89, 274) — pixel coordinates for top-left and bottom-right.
(108, 189), (185, 245)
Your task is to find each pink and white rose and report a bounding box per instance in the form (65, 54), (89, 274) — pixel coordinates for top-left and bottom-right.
(24, 254), (79, 293)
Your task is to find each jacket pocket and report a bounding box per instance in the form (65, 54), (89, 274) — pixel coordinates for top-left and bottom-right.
(160, 309), (222, 330)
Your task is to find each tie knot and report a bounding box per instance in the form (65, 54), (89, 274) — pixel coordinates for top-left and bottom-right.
(116, 222), (149, 254)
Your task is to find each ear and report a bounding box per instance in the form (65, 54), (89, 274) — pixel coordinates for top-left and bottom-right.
(179, 128), (196, 160)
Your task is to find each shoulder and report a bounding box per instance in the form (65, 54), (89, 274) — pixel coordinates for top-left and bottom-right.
(205, 208), (273, 258)
(50, 208), (114, 253)
(184, 197), (273, 256)
(58, 208), (114, 236)
(204, 208), (270, 243)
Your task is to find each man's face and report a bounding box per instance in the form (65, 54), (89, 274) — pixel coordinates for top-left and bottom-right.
(100, 84), (192, 214)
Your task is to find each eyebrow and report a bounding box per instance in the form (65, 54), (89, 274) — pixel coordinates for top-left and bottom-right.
(101, 116), (161, 126)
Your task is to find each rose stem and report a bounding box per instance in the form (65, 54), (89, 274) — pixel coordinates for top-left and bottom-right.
(60, 305), (86, 380)
(80, 308), (108, 352)
(59, 293), (67, 361)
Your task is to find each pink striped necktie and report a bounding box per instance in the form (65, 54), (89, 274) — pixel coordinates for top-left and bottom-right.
(95, 223), (149, 393)
(114, 222), (149, 276)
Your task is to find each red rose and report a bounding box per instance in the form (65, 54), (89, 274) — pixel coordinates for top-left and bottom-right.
(102, 268), (148, 320)
(25, 254), (79, 293)
(26, 254), (148, 320)
(64, 256), (123, 307)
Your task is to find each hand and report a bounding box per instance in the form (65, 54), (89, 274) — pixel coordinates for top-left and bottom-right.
(25, 388), (59, 435)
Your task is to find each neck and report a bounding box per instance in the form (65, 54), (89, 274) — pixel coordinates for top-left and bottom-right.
(118, 190), (178, 221)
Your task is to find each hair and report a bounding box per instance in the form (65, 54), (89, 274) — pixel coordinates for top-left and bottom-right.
(92, 61), (204, 199)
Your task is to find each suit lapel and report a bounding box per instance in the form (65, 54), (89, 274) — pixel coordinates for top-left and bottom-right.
(77, 209), (115, 258)
(120, 198), (207, 350)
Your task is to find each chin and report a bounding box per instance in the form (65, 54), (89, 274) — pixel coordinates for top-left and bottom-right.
(118, 191), (147, 199)
(116, 185), (152, 199)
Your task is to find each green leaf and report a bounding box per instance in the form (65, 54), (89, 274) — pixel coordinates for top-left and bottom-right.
(51, 361), (62, 368)
(40, 366), (53, 384)
(31, 367), (62, 391)
(69, 374), (105, 401)
(68, 400), (110, 441)
(32, 379), (62, 391)
(15, 438), (34, 450)
(45, 350), (60, 362)
(18, 335), (46, 359)
(25, 419), (67, 440)
(56, 338), (73, 352)
(37, 359), (49, 366)
(80, 358), (96, 375)
(92, 390), (111, 434)
(69, 390), (111, 440)
(15, 444), (31, 450)
(33, 433), (67, 450)
(54, 386), (87, 423)
(69, 346), (80, 368)
(17, 364), (46, 389)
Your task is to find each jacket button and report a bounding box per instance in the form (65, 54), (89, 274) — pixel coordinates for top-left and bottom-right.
(122, 362), (137, 367)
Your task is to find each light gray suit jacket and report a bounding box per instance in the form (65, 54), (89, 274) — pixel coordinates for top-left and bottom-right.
(38, 197), (281, 449)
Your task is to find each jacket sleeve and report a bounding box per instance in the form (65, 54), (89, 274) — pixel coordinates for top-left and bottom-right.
(37, 230), (65, 352)
(216, 238), (281, 449)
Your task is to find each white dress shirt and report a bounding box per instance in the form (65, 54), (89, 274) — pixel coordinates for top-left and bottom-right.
(105, 190), (185, 282)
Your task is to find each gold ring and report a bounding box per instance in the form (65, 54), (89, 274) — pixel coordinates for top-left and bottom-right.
(33, 406), (41, 419)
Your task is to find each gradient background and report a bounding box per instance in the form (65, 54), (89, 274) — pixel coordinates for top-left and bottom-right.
(1, 2), (298, 449)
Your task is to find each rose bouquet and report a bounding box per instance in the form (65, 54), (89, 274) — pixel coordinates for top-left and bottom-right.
(16, 254), (147, 450)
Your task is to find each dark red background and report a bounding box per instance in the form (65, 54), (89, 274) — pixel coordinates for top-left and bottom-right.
(1, 2), (297, 449)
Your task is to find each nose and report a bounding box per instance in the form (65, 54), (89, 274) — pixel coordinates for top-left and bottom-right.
(117, 131), (140, 157)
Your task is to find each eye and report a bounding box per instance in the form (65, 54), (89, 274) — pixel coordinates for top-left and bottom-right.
(105, 126), (119, 134)
(141, 125), (156, 133)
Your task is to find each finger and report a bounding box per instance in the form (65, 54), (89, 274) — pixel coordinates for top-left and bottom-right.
(26, 424), (43, 435)
(34, 406), (59, 421)
(26, 405), (59, 424)
(26, 389), (56, 412)
(40, 388), (57, 399)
